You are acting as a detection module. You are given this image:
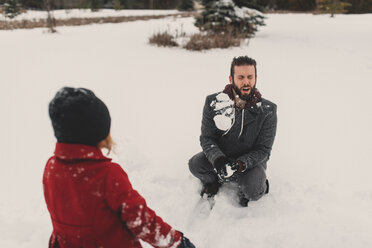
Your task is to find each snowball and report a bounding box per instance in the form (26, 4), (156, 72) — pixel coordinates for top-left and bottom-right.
(225, 165), (235, 178)
(220, 0), (234, 5)
(76, 88), (88, 95)
(216, 93), (231, 102)
(225, 108), (233, 114)
(214, 115), (232, 131)
(215, 101), (232, 111)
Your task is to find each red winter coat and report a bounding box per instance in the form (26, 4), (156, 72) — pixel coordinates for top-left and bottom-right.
(43, 143), (181, 248)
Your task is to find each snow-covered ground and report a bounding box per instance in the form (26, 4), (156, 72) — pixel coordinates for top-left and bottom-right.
(1, 13), (372, 248)
(4, 9), (180, 21)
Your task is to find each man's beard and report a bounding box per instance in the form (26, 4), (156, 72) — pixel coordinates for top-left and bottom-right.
(232, 81), (256, 101)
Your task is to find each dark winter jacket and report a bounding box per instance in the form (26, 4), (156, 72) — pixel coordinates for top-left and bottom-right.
(43, 143), (181, 248)
(200, 89), (277, 170)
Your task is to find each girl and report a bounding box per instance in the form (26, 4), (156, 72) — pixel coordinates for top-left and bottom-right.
(44, 87), (195, 248)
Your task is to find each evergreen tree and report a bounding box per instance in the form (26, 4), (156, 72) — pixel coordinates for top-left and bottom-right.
(113, 0), (124, 10)
(196, 0), (265, 38)
(2, 0), (21, 19)
(343, 0), (372, 14)
(233, 0), (266, 12)
(178, 0), (194, 11)
(18, 0), (43, 10)
(318, 0), (351, 17)
(275, 0), (316, 11)
(89, 0), (104, 11)
(200, 0), (215, 8)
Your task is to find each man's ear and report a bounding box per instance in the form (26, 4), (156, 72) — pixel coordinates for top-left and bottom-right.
(229, 76), (233, 84)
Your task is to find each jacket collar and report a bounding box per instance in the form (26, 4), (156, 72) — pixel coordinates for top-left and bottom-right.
(54, 143), (111, 162)
(247, 103), (262, 114)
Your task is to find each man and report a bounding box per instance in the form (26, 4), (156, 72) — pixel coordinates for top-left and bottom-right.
(189, 56), (277, 207)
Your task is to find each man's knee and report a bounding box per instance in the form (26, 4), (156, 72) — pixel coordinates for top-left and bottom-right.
(237, 165), (267, 201)
(189, 152), (203, 175)
(188, 152), (217, 184)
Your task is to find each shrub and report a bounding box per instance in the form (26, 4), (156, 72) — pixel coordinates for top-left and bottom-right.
(184, 32), (242, 51)
(195, 0), (265, 38)
(149, 31), (179, 47)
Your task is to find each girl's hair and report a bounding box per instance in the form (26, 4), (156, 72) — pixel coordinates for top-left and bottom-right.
(97, 133), (115, 155)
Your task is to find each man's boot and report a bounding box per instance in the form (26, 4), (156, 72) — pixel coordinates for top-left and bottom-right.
(238, 191), (249, 207)
(238, 180), (269, 207)
(200, 181), (221, 198)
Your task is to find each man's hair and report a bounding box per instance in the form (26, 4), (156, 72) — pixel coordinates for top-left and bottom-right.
(230, 56), (257, 77)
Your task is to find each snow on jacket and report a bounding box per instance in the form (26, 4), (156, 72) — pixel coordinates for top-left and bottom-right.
(43, 143), (181, 248)
(200, 88), (277, 170)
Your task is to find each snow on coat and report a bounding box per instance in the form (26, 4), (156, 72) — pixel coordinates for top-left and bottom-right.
(210, 92), (235, 132)
(43, 143), (181, 248)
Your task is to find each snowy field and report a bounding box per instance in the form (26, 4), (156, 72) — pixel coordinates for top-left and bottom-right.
(1, 12), (372, 248)
(6, 9), (180, 21)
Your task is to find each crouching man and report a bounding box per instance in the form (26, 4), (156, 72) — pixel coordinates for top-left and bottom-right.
(189, 56), (277, 207)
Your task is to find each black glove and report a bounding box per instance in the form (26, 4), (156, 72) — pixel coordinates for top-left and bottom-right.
(230, 160), (247, 173)
(178, 233), (196, 248)
(213, 156), (230, 178)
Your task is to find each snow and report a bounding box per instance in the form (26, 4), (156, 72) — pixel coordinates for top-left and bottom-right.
(235, 6), (264, 18)
(215, 92), (230, 102)
(211, 93), (235, 131)
(7, 9), (180, 21)
(219, 0), (264, 17)
(213, 114), (233, 131)
(1, 12), (372, 248)
(224, 165), (235, 178)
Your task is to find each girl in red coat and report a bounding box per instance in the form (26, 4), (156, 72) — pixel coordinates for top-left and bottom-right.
(44, 87), (195, 248)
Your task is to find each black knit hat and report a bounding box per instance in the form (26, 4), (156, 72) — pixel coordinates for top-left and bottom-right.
(49, 87), (111, 146)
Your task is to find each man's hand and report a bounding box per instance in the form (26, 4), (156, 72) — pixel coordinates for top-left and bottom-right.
(213, 156), (229, 179)
(214, 157), (247, 182)
(230, 160), (247, 173)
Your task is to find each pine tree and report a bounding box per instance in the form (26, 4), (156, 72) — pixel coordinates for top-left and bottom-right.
(90, 0), (104, 11)
(178, 0), (194, 11)
(233, 0), (266, 12)
(113, 0), (124, 10)
(195, 0), (265, 38)
(200, 0), (216, 8)
(2, 0), (21, 19)
(317, 0), (351, 17)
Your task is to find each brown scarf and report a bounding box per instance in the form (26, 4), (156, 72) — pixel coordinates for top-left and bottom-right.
(223, 84), (262, 110)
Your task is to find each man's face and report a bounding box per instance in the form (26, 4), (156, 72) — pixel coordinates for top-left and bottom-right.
(229, 65), (257, 98)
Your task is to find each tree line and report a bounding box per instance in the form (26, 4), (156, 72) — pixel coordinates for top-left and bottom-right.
(228, 0), (371, 13)
(1, 0), (371, 13)
(0, 0), (181, 10)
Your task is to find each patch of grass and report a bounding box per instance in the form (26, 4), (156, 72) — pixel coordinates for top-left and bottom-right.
(0, 12), (194, 30)
(184, 32), (242, 51)
(149, 31), (179, 47)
